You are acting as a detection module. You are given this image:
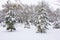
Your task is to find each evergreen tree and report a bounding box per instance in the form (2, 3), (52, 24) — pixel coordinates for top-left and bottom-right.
(31, 1), (50, 33)
(36, 8), (50, 33)
(5, 10), (16, 31)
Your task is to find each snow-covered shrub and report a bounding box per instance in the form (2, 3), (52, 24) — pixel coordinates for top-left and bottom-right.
(24, 21), (30, 29)
(53, 21), (60, 29)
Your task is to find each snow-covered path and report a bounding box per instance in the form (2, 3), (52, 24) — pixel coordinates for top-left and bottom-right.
(0, 23), (60, 40)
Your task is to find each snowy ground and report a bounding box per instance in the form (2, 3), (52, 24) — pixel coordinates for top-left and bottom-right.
(0, 23), (60, 40)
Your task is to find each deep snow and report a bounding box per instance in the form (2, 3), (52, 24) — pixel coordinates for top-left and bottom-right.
(0, 23), (60, 40)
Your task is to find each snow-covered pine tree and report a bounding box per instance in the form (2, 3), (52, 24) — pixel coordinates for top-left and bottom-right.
(36, 1), (50, 33)
(36, 8), (50, 33)
(5, 10), (16, 31)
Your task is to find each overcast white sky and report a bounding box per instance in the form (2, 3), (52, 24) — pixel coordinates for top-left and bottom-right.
(0, 0), (60, 10)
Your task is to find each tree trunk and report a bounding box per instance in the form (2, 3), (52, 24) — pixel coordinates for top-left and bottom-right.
(11, 29), (12, 31)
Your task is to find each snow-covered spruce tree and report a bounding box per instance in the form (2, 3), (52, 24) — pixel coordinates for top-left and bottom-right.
(2, 0), (24, 31)
(5, 10), (16, 31)
(36, 8), (50, 33)
(35, 1), (50, 33)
